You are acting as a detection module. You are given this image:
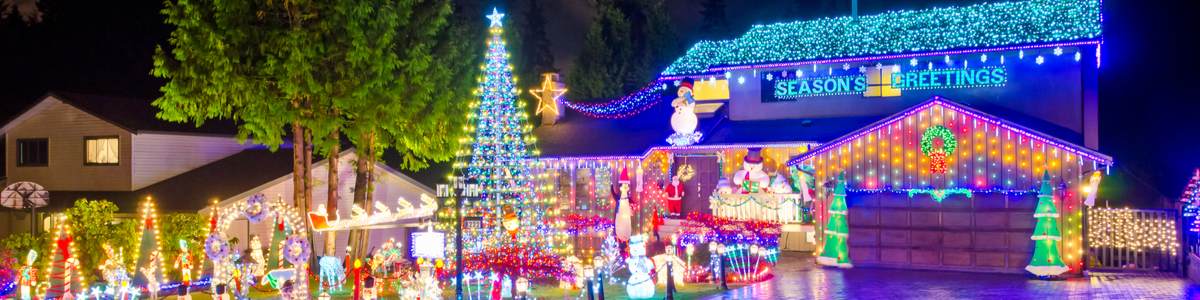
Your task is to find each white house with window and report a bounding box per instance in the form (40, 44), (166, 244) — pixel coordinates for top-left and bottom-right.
(0, 92), (438, 252)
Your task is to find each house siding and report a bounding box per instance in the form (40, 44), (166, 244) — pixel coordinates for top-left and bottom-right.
(4, 99), (133, 191)
(210, 151), (433, 257)
(130, 133), (250, 190)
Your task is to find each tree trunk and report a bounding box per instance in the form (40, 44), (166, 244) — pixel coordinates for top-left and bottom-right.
(325, 132), (340, 256)
(291, 122), (308, 212)
(304, 127), (314, 218)
(349, 131), (375, 259)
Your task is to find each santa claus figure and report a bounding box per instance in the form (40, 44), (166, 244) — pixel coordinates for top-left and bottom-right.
(733, 148), (771, 194)
(664, 175), (683, 216)
(614, 168), (633, 242)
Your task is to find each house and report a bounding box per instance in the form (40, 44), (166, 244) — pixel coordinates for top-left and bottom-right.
(526, 0), (1108, 274)
(0, 92), (437, 254)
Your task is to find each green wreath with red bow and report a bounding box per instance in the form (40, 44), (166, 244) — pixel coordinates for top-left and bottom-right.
(921, 125), (957, 174)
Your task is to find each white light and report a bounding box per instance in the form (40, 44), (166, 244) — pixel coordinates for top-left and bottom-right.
(724, 71), (732, 79)
(1036, 55), (1045, 65)
(1019, 50), (1025, 59)
(1054, 47), (1064, 56)
(737, 76), (746, 84)
(944, 55), (951, 64)
(980, 54), (988, 63)
(842, 63), (850, 70)
(765, 73), (774, 81)
(795, 70), (803, 77)
(910, 58), (918, 67)
(1074, 52), (1082, 62)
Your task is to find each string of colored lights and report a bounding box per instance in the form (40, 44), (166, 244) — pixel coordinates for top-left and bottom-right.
(1181, 170), (1200, 236)
(789, 98), (1112, 192)
(437, 9), (566, 281)
(661, 0), (1101, 76)
(561, 81), (668, 119)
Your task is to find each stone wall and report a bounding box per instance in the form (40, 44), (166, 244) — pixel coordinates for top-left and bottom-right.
(846, 192), (1038, 273)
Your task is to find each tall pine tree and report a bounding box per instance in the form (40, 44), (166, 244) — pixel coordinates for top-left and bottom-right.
(1026, 171), (1069, 276)
(569, 0), (630, 101)
(445, 8), (563, 280)
(817, 173), (852, 268)
(698, 0), (732, 40)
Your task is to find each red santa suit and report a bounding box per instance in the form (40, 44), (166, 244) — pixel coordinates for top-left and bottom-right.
(664, 179), (683, 216)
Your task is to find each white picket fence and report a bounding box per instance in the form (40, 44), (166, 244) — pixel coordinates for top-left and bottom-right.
(709, 193), (808, 224)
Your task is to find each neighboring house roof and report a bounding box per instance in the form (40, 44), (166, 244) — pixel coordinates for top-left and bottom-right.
(661, 0), (1102, 76)
(47, 147), (434, 212)
(0, 91), (237, 136)
(47, 147), (294, 212)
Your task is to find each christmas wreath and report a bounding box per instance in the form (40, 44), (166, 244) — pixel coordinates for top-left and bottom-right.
(920, 125), (957, 174)
(282, 235), (310, 265)
(205, 233), (229, 260)
(243, 193), (269, 223)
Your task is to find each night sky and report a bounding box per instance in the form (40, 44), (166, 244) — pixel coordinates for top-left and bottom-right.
(1, 0), (1196, 206)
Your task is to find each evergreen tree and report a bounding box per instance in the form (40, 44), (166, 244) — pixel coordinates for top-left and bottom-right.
(449, 8), (563, 280)
(618, 0), (679, 92)
(569, 0), (630, 101)
(817, 173), (852, 268)
(698, 0), (732, 40)
(1026, 171), (1069, 276)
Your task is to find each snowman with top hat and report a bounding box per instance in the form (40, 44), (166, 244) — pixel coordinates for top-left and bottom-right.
(732, 148), (772, 194)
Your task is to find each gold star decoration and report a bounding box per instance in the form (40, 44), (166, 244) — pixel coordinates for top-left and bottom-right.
(529, 74), (567, 116)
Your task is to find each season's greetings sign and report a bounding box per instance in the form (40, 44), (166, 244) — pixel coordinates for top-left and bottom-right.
(763, 65), (1008, 102)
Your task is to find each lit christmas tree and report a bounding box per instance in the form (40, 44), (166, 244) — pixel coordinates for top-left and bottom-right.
(817, 173), (852, 268)
(1026, 171), (1069, 277)
(132, 201), (164, 290)
(439, 7), (563, 281)
(1181, 169), (1200, 236)
(44, 215), (81, 298)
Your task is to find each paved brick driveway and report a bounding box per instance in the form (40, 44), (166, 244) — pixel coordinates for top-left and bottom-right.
(702, 252), (1200, 299)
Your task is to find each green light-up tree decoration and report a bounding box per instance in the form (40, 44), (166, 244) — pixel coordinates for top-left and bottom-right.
(1026, 171), (1069, 277)
(439, 8), (562, 280)
(817, 173), (852, 268)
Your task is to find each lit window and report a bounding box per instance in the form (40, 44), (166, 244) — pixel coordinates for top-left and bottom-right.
(85, 137), (119, 165)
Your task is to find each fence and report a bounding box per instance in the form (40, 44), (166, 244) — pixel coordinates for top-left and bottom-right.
(708, 193), (812, 224)
(1086, 207), (1181, 272)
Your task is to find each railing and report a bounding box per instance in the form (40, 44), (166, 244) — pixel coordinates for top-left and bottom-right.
(1087, 207), (1181, 272)
(709, 193), (812, 224)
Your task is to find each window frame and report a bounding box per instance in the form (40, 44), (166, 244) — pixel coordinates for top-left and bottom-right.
(15, 138), (49, 167)
(82, 135), (120, 166)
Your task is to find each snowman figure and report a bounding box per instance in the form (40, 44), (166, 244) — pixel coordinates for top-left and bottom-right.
(625, 235), (656, 299)
(667, 78), (702, 146)
(732, 148), (772, 194)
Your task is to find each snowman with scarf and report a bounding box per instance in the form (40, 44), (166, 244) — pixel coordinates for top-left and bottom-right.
(733, 148), (772, 194)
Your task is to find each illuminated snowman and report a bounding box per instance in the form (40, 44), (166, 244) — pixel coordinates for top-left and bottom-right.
(625, 234), (656, 299)
(732, 148), (772, 194)
(667, 78), (701, 146)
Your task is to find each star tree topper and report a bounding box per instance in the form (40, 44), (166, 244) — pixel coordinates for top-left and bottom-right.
(530, 74), (567, 116)
(487, 8), (505, 28)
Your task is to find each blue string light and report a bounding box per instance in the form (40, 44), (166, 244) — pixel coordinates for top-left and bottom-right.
(662, 0), (1101, 76)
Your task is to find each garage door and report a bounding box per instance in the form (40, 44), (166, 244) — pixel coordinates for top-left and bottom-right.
(846, 192), (1038, 273)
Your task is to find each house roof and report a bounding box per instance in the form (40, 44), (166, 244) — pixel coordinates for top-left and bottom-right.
(46, 147), (295, 212)
(46, 147), (437, 213)
(0, 91), (238, 136)
(661, 0), (1102, 76)
(788, 96), (1112, 167)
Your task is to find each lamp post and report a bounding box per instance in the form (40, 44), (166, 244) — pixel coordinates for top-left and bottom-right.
(594, 257), (606, 300)
(584, 266), (595, 300)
